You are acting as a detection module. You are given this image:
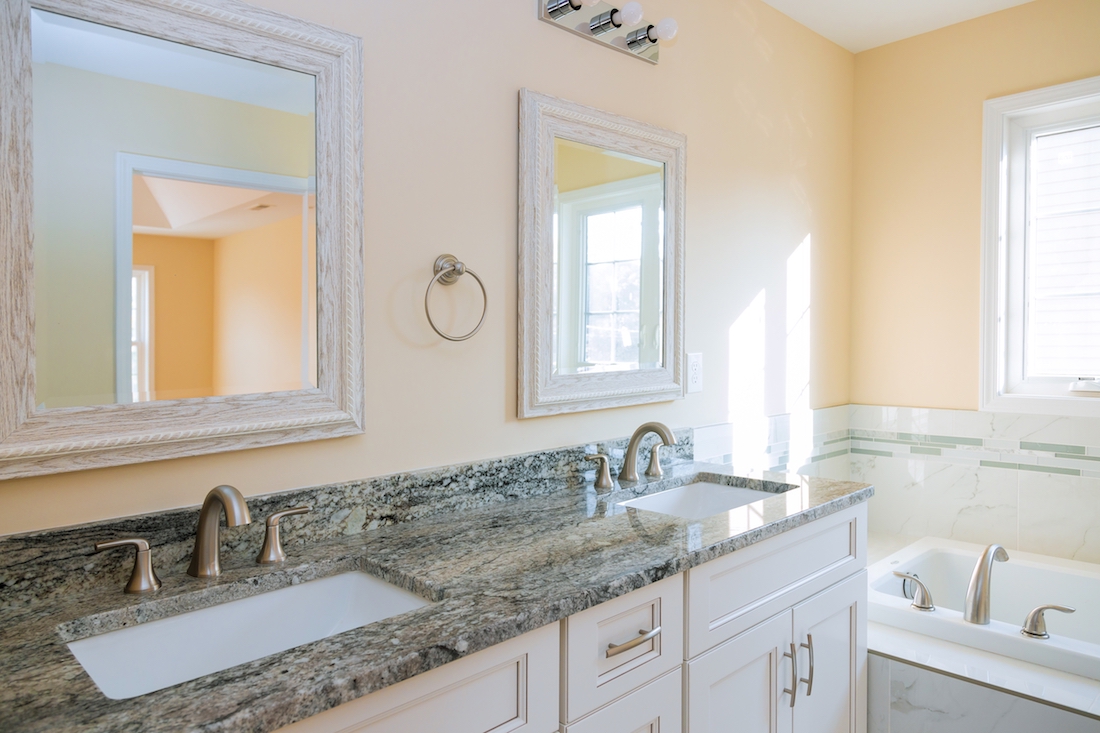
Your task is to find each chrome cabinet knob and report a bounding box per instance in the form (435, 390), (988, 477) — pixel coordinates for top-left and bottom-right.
(257, 506), (311, 564)
(893, 571), (935, 612)
(95, 538), (161, 594)
(1021, 604), (1075, 639)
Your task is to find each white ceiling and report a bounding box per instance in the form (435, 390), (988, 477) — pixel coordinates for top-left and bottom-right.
(132, 176), (311, 240)
(758, 0), (1036, 53)
(31, 9), (315, 115)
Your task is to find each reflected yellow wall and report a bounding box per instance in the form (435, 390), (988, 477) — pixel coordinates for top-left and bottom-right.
(850, 0), (1100, 408)
(213, 216), (313, 395)
(33, 63), (314, 408)
(133, 235), (216, 400)
(554, 140), (663, 193)
(4, 0), (855, 534)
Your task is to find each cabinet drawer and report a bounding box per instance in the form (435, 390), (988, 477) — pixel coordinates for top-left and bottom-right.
(561, 574), (683, 723)
(275, 622), (559, 733)
(685, 504), (865, 658)
(563, 667), (681, 733)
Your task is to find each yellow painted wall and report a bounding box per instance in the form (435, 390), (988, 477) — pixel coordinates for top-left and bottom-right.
(555, 139), (664, 193)
(3, 0), (855, 534)
(213, 216), (313, 395)
(32, 63), (314, 408)
(132, 235), (216, 400)
(849, 0), (1100, 409)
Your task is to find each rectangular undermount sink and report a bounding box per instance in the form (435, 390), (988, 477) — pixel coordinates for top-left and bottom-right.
(68, 571), (428, 700)
(617, 481), (778, 520)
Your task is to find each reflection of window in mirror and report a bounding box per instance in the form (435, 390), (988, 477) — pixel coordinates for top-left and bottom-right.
(31, 8), (318, 409)
(553, 138), (664, 375)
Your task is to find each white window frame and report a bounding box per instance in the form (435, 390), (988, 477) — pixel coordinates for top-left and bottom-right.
(131, 265), (154, 402)
(980, 74), (1100, 416)
(555, 173), (663, 374)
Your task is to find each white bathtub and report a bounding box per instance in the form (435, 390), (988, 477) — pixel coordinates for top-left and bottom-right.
(868, 537), (1100, 681)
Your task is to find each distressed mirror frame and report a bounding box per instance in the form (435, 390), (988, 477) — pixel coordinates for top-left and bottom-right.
(0, 0), (364, 479)
(518, 89), (685, 418)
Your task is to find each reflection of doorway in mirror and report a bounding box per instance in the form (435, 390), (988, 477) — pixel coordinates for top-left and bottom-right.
(124, 159), (317, 402)
(554, 173), (664, 375)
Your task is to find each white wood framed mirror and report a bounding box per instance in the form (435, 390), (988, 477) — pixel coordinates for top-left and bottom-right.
(518, 89), (685, 417)
(0, 0), (363, 479)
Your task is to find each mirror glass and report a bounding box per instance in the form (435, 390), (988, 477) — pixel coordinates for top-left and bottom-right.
(32, 9), (317, 409)
(553, 138), (664, 375)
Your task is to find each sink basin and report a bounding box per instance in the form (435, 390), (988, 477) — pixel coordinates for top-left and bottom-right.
(617, 481), (777, 520)
(68, 571), (428, 699)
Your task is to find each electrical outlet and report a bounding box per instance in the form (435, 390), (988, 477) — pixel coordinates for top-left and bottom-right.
(687, 353), (703, 393)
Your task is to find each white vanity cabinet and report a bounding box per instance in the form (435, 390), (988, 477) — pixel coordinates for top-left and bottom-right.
(685, 571), (866, 733)
(276, 503), (866, 733)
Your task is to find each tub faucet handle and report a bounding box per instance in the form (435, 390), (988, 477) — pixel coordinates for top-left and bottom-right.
(1021, 604), (1075, 639)
(893, 571), (935, 612)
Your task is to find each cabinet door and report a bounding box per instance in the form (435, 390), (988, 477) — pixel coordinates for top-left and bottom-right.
(791, 571), (866, 733)
(685, 611), (794, 733)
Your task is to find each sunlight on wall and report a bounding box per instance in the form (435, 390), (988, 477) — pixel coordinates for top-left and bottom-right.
(729, 290), (768, 472)
(786, 236), (813, 471)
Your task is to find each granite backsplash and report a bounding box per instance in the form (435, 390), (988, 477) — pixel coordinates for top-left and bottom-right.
(0, 428), (692, 609)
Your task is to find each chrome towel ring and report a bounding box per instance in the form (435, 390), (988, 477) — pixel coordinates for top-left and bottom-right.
(424, 254), (487, 342)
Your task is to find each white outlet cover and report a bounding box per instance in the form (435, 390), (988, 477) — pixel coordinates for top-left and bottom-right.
(687, 353), (702, 393)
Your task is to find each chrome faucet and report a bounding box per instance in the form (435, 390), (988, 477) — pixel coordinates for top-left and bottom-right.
(964, 543), (1009, 624)
(618, 422), (677, 482)
(187, 485), (252, 578)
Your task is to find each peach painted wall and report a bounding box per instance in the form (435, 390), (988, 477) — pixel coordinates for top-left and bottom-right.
(2, 0), (854, 535)
(212, 215), (315, 395)
(132, 235), (216, 400)
(849, 0), (1100, 409)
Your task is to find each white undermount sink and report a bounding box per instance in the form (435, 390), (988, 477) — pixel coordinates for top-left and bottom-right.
(68, 571), (429, 699)
(617, 481), (778, 520)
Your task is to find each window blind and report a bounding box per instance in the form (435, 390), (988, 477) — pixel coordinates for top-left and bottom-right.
(1026, 124), (1100, 378)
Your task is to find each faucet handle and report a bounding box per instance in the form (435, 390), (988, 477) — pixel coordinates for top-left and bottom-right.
(1021, 604), (1075, 639)
(585, 454), (614, 491)
(95, 538), (162, 594)
(893, 571), (934, 612)
(257, 506), (311, 564)
(646, 444), (664, 478)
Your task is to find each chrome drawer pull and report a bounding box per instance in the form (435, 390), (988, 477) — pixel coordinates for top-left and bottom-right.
(783, 642), (798, 707)
(606, 626), (662, 658)
(800, 634), (815, 695)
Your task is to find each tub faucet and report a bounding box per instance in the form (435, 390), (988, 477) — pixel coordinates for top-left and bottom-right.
(187, 485), (252, 578)
(618, 422), (677, 482)
(964, 543), (1009, 624)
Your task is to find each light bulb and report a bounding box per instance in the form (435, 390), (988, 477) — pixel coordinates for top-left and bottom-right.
(618, 1), (644, 26)
(655, 17), (678, 41)
(579, 0), (601, 6)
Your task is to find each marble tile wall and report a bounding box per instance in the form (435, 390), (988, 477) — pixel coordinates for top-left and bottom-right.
(869, 654), (1099, 733)
(695, 404), (1100, 563)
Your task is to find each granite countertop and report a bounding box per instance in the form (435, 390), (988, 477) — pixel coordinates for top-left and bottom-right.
(0, 463), (871, 732)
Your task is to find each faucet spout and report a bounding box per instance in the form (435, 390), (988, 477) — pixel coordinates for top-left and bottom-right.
(187, 485), (252, 578)
(619, 422), (677, 483)
(964, 543), (1009, 624)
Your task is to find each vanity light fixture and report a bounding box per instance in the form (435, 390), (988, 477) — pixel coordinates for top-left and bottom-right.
(546, 0), (600, 20)
(541, 0), (677, 63)
(590, 0), (642, 35)
(626, 17), (678, 50)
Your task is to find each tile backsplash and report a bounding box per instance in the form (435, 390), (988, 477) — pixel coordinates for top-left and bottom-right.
(695, 404), (1100, 563)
